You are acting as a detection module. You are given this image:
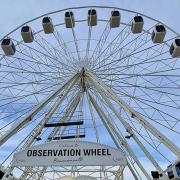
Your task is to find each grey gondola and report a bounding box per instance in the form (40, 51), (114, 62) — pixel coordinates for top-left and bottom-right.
(170, 39), (180, 58)
(131, 16), (144, 33)
(1, 38), (16, 56)
(21, 26), (34, 43)
(88, 9), (97, 26)
(65, 11), (75, 28)
(42, 17), (54, 34)
(167, 160), (180, 180)
(110, 10), (120, 28)
(152, 25), (166, 43)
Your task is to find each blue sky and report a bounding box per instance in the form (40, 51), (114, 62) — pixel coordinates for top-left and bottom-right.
(0, 0), (180, 37)
(0, 0), (180, 179)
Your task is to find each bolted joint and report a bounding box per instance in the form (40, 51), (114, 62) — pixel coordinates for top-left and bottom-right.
(121, 139), (127, 146)
(80, 68), (86, 92)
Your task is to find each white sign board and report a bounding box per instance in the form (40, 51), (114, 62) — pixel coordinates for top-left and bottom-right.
(12, 141), (127, 166)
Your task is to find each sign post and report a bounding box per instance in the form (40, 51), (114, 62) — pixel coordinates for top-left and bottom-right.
(12, 141), (127, 167)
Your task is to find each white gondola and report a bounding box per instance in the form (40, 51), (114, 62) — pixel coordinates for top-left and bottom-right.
(167, 160), (180, 180)
(21, 26), (34, 43)
(88, 9), (97, 26)
(110, 10), (120, 28)
(131, 15), (144, 33)
(42, 17), (54, 34)
(65, 11), (75, 28)
(1, 38), (16, 56)
(152, 25), (166, 43)
(170, 39), (180, 58)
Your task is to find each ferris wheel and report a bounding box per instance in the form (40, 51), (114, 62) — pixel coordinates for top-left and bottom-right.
(0, 6), (180, 180)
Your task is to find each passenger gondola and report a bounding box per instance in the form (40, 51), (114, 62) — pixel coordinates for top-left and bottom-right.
(88, 9), (97, 26)
(21, 25), (34, 43)
(152, 24), (166, 43)
(65, 11), (75, 28)
(131, 15), (144, 33)
(110, 10), (120, 28)
(1, 38), (16, 56)
(42, 17), (54, 34)
(170, 39), (180, 58)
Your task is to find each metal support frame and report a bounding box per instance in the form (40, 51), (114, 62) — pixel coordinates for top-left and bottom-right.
(114, 166), (125, 180)
(94, 85), (168, 178)
(2, 74), (80, 180)
(86, 71), (180, 158)
(2, 69), (179, 179)
(88, 92), (150, 179)
(37, 92), (82, 180)
(51, 92), (82, 139)
(0, 72), (81, 146)
(19, 91), (82, 179)
(86, 92), (100, 143)
(44, 121), (84, 127)
(23, 80), (77, 149)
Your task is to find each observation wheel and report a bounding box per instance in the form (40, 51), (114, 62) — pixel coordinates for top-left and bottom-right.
(0, 6), (180, 180)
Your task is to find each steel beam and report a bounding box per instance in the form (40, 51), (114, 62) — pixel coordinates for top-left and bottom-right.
(98, 91), (167, 178)
(0, 72), (80, 146)
(88, 92), (150, 179)
(86, 71), (180, 158)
